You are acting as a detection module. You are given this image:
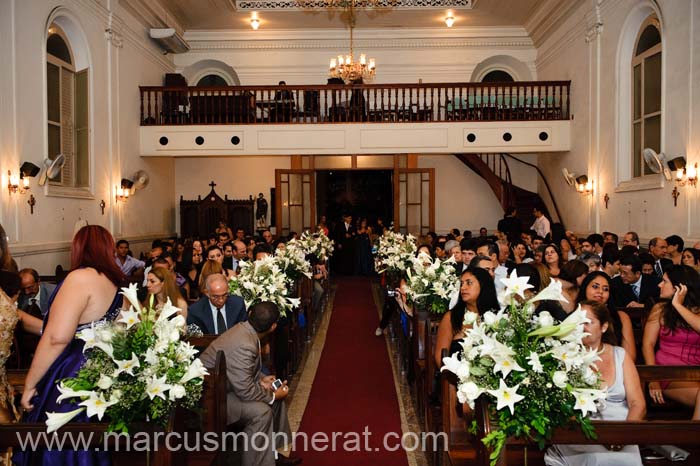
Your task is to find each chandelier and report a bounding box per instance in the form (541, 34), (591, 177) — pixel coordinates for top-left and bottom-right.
(328, 0), (376, 83)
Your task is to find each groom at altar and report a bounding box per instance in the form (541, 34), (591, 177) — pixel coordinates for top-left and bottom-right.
(199, 301), (300, 466)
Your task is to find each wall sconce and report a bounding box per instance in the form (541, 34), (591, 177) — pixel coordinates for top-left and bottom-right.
(250, 14), (260, 30)
(670, 157), (697, 188)
(115, 178), (134, 203)
(444, 13), (455, 28)
(8, 162), (40, 195)
(575, 175), (593, 194)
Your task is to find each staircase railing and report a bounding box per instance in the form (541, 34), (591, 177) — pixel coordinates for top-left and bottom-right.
(475, 153), (514, 209)
(502, 153), (564, 225)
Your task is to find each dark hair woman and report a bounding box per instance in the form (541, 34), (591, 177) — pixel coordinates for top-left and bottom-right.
(576, 271), (636, 361)
(642, 265), (700, 419)
(434, 267), (498, 367)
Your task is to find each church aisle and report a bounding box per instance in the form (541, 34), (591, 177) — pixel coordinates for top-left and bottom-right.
(295, 277), (409, 466)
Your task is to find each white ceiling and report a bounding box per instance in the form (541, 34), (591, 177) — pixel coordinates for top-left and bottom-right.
(163, 0), (545, 30)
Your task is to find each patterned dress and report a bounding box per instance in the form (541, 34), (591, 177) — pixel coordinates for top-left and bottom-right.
(0, 289), (19, 422)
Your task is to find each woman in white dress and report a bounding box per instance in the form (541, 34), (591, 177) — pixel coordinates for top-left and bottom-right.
(545, 300), (646, 466)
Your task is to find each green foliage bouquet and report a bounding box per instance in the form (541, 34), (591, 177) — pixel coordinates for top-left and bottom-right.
(405, 252), (459, 314)
(46, 284), (208, 433)
(229, 255), (300, 317)
(441, 271), (606, 465)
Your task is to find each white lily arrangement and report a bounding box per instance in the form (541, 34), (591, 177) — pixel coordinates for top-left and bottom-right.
(374, 230), (417, 277)
(295, 230), (334, 262)
(404, 252), (459, 314)
(441, 271), (605, 465)
(275, 241), (313, 283)
(46, 284), (207, 433)
(229, 255), (300, 317)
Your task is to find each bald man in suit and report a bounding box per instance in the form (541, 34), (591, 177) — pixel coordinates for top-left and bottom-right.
(199, 302), (299, 466)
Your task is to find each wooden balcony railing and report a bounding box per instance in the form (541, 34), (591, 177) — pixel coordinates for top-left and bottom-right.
(139, 81), (571, 125)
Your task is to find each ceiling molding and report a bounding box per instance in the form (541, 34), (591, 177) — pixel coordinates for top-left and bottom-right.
(524, 0), (582, 47)
(185, 26), (534, 50)
(234, 0), (474, 11)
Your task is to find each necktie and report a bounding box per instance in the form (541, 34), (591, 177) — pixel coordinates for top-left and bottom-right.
(654, 261), (663, 278)
(633, 284), (640, 300)
(216, 307), (227, 334)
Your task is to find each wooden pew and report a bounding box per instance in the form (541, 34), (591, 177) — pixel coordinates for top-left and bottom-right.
(440, 359), (700, 466)
(1, 352), (227, 466)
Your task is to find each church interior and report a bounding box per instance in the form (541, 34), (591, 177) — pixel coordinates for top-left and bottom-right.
(0, 0), (700, 465)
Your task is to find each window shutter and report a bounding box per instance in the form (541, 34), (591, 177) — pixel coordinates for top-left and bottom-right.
(75, 69), (89, 187)
(60, 67), (75, 186)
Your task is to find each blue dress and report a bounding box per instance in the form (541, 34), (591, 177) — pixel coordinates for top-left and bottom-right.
(544, 346), (642, 466)
(14, 282), (122, 466)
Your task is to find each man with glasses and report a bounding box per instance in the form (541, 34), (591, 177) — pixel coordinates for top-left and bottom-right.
(187, 273), (246, 335)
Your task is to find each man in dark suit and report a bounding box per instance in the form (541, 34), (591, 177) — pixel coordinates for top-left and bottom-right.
(187, 273), (246, 335)
(497, 206), (522, 243)
(333, 213), (355, 275)
(18, 268), (56, 317)
(199, 302), (299, 466)
(649, 236), (673, 278)
(611, 254), (660, 309)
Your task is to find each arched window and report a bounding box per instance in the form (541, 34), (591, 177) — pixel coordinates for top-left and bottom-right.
(631, 17), (661, 177)
(196, 74), (229, 87)
(47, 22), (89, 190)
(481, 70), (514, 83)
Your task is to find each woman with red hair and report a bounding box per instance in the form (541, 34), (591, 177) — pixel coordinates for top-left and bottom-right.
(16, 225), (126, 466)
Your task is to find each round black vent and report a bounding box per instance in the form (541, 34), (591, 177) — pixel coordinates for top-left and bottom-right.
(539, 131), (549, 141)
(503, 132), (512, 142)
(231, 136), (241, 145)
(159, 136), (169, 146)
(466, 133), (476, 143)
(195, 136), (205, 145)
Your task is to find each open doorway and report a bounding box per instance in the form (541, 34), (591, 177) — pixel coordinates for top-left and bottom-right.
(316, 170), (393, 231)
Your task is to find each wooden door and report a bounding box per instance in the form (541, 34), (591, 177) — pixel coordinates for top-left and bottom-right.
(394, 168), (434, 236)
(275, 170), (316, 237)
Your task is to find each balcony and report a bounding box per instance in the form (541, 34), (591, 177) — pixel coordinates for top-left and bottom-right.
(139, 81), (571, 156)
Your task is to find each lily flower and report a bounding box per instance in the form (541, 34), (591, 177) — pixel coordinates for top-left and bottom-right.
(119, 283), (142, 313)
(46, 407), (85, 433)
(55, 383), (94, 404)
(527, 278), (568, 304)
(146, 375), (172, 400)
(501, 270), (534, 300)
(117, 307), (141, 329)
(572, 388), (605, 416)
(114, 353), (141, 376)
(79, 392), (117, 420)
(179, 358), (209, 384)
(487, 379), (525, 415)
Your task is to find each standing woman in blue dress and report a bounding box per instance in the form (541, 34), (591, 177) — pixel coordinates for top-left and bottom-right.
(16, 225), (126, 466)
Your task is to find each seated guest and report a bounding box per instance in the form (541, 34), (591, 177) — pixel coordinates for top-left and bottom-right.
(206, 245), (235, 279)
(197, 260), (224, 296)
(578, 272), (636, 361)
(601, 245), (621, 278)
(254, 243), (274, 260)
(642, 265), (700, 419)
(187, 273), (246, 335)
(145, 267), (188, 317)
(603, 231), (619, 247)
(232, 240), (248, 272)
(153, 254), (189, 298)
(545, 301), (645, 466)
(682, 247), (700, 272)
(199, 302), (299, 466)
(543, 244), (564, 278)
(553, 267), (579, 315)
(611, 254), (660, 309)
(559, 237), (576, 262)
(578, 252), (602, 273)
(638, 252), (655, 275)
(649, 237), (672, 278)
(17, 268), (56, 317)
(510, 240), (529, 264)
(186, 248), (204, 299)
(115, 239), (145, 279)
(622, 231), (641, 249)
(471, 255), (496, 279)
(460, 238), (478, 267)
(444, 240), (463, 274)
(666, 234), (684, 265)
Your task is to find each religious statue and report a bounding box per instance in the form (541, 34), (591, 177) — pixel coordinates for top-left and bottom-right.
(255, 193), (268, 229)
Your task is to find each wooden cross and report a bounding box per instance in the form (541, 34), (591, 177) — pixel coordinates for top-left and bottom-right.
(209, 181), (216, 189)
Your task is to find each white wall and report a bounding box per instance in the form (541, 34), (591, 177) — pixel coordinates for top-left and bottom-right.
(418, 155), (505, 234)
(0, 0), (176, 273)
(535, 0), (700, 242)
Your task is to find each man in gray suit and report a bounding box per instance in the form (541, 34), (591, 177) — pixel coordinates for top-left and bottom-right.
(199, 302), (299, 466)
(18, 268), (56, 317)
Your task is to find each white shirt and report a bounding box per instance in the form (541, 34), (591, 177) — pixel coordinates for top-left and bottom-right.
(209, 300), (228, 334)
(531, 215), (551, 239)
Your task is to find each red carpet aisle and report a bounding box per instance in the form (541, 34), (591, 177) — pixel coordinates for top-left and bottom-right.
(295, 277), (409, 466)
